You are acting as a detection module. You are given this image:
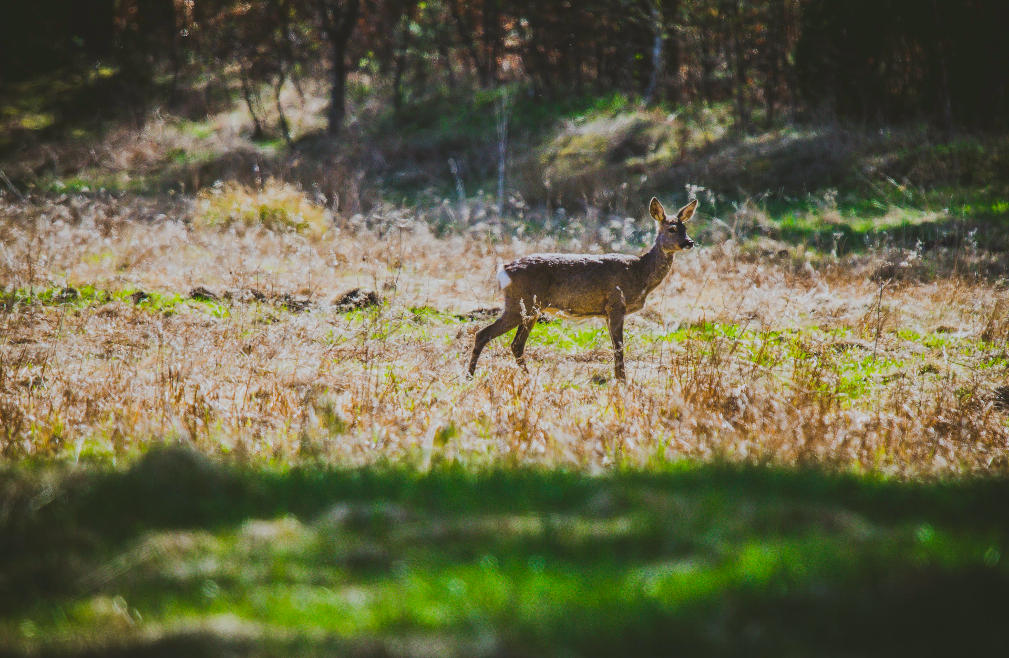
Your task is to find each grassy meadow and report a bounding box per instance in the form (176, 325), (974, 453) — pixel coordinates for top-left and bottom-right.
(2, 187), (1009, 472)
(4, 70), (1009, 656)
(3, 182), (1009, 654)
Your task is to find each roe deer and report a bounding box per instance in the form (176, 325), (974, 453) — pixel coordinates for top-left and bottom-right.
(468, 196), (697, 381)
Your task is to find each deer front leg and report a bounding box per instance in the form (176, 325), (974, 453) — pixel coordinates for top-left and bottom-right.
(510, 312), (540, 373)
(606, 304), (627, 381)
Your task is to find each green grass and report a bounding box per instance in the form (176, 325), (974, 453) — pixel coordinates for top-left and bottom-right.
(33, 171), (156, 195)
(530, 322), (610, 353)
(740, 195), (1009, 254)
(0, 285), (232, 318)
(3, 452), (1009, 656)
(524, 320), (919, 403)
(7, 283), (998, 409)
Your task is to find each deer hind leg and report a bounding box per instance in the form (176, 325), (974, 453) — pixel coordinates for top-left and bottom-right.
(606, 305), (627, 381)
(467, 307), (523, 378)
(510, 312), (540, 373)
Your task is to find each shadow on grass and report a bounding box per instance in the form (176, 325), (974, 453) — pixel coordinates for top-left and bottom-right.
(767, 211), (1009, 256)
(3, 446), (1009, 656)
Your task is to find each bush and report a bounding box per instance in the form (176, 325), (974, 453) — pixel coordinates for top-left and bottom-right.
(193, 179), (332, 238)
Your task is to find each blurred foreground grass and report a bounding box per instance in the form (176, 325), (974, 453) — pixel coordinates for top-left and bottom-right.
(2, 448), (1009, 657)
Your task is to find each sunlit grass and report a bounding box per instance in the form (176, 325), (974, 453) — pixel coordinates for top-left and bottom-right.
(2, 193), (1009, 473)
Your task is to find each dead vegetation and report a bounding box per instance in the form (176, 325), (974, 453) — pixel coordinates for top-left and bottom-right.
(1, 190), (1009, 476)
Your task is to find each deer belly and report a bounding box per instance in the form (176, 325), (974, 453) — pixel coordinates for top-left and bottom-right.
(530, 288), (609, 318)
(539, 305), (599, 319)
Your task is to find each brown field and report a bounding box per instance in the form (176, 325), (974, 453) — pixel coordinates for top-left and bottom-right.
(2, 189), (1008, 475)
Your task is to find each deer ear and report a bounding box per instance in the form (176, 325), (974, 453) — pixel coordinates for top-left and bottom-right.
(649, 197), (667, 222)
(677, 199), (698, 223)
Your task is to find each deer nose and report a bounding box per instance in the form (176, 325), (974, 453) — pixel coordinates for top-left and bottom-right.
(684, 239), (694, 249)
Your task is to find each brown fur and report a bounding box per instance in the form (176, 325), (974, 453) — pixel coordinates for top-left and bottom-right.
(468, 197), (697, 380)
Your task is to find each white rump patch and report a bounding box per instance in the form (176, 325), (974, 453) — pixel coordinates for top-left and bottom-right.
(496, 267), (512, 289)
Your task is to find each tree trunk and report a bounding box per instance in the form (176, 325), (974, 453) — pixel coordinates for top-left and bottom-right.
(699, 25), (714, 104)
(483, 0), (499, 87)
(275, 70), (292, 146)
(437, 37), (455, 90)
(783, 0), (798, 111)
(663, 0), (681, 105)
(932, 0), (954, 134)
(449, 0), (489, 87)
(764, 0), (783, 127)
(392, 1), (420, 111)
(595, 39), (605, 94)
(392, 30), (409, 110)
(729, 0), (749, 130)
(328, 42), (348, 134)
(319, 0), (361, 136)
(643, 3), (663, 105)
(240, 67), (265, 139)
(494, 92), (513, 217)
(573, 16), (584, 93)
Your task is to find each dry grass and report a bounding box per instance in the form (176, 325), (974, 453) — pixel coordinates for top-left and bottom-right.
(2, 191), (1009, 475)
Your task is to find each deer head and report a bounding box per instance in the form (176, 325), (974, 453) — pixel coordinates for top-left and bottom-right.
(650, 197), (697, 253)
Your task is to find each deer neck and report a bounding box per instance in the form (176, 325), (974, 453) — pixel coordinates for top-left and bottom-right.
(637, 241), (676, 296)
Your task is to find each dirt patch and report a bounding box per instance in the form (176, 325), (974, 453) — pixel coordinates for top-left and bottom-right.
(55, 287), (79, 303)
(276, 293), (311, 313)
(994, 385), (1009, 411)
(189, 286), (220, 302)
(456, 308), (502, 322)
(334, 288), (380, 311)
